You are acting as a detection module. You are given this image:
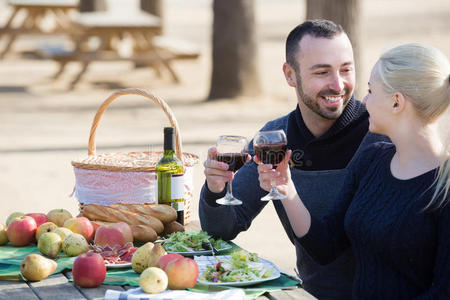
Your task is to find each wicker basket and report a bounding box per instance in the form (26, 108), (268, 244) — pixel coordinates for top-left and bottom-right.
(71, 88), (199, 224)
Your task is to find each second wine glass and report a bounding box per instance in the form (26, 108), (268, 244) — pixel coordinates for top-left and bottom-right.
(215, 135), (248, 205)
(253, 130), (287, 201)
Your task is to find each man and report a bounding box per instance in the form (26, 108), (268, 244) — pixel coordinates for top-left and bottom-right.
(200, 19), (385, 299)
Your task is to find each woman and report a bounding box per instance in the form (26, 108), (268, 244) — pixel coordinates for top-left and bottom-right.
(256, 43), (449, 298)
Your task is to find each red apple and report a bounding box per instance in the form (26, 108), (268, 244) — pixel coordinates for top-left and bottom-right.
(91, 220), (111, 233)
(64, 217), (94, 242)
(155, 253), (184, 270)
(26, 213), (49, 228)
(94, 222), (133, 248)
(6, 216), (37, 246)
(72, 252), (106, 288)
(47, 209), (72, 227)
(164, 257), (199, 289)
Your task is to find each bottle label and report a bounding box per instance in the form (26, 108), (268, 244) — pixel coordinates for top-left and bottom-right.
(170, 201), (184, 211)
(157, 171), (184, 213)
(170, 174), (184, 201)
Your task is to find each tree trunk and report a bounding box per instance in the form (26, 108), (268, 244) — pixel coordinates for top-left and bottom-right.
(208, 0), (261, 100)
(306, 0), (363, 99)
(141, 0), (164, 32)
(78, 0), (106, 12)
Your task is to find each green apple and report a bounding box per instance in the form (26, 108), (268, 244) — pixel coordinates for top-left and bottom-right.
(6, 212), (25, 227)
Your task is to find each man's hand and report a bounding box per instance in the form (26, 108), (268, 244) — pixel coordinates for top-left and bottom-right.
(204, 147), (251, 193)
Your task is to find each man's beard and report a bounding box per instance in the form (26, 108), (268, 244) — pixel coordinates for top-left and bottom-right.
(295, 71), (351, 120)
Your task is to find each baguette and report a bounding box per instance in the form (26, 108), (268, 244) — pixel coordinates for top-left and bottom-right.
(82, 204), (164, 234)
(130, 225), (158, 243)
(110, 203), (177, 224)
(162, 221), (185, 237)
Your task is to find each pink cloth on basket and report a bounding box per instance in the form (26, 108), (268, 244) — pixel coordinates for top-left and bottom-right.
(73, 168), (157, 206)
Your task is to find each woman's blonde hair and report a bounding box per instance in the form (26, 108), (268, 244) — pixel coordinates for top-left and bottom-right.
(375, 43), (450, 208)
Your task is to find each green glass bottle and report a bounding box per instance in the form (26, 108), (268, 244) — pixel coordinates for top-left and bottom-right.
(156, 127), (185, 225)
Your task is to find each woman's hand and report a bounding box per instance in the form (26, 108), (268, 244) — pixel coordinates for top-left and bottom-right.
(255, 149), (311, 237)
(254, 150), (293, 197)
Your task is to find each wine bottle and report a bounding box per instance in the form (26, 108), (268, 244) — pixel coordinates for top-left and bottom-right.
(156, 127), (185, 225)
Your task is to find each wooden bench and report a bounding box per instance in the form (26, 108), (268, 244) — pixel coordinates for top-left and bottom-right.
(153, 36), (200, 60)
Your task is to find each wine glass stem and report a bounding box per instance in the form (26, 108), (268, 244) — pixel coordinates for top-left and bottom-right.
(226, 180), (234, 199)
(270, 176), (276, 192)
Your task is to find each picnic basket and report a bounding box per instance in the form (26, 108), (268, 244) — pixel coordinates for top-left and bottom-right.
(71, 88), (199, 224)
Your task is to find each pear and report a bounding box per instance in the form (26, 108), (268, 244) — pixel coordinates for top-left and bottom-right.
(148, 244), (167, 268)
(52, 227), (72, 241)
(0, 223), (8, 245)
(132, 242), (154, 273)
(35, 222), (58, 241)
(62, 233), (89, 257)
(20, 254), (57, 281)
(139, 267), (168, 294)
(38, 232), (62, 258)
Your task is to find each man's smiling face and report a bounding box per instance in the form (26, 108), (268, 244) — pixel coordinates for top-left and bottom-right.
(293, 33), (355, 120)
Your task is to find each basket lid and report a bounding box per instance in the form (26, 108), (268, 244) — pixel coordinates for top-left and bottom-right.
(72, 151), (199, 172)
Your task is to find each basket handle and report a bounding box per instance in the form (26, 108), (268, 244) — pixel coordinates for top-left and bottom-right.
(88, 88), (183, 162)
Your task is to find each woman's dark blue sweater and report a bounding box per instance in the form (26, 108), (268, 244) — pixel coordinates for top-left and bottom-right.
(299, 142), (450, 299)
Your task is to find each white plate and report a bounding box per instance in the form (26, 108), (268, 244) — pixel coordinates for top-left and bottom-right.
(194, 255), (280, 287)
(166, 243), (233, 257)
(70, 257), (132, 269)
(104, 262), (132, 269)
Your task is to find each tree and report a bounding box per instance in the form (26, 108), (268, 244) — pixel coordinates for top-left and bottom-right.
(306, 0), (363, 98)
(208, 0), (261, 100)
(141, 0), (164, 32)
(78, 0), (106, 12)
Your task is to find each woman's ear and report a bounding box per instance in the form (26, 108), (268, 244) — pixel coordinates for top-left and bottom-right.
(392, 92), (406, 114)
(283, 63), (297, 88)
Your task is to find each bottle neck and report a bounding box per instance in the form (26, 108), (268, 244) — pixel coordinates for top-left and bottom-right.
(164, 131), (175, 154)
(163, 149), (175, 156)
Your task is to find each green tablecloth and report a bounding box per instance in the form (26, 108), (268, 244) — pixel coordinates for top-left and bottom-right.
(0, 243), (301, 299)
(0, 244), (73, 281)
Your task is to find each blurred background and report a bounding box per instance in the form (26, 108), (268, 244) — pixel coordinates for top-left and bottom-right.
(0, 0), (449, 272)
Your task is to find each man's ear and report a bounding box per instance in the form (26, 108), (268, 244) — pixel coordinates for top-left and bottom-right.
(392, 92), (406, 114)
(283, 63), (297, 88)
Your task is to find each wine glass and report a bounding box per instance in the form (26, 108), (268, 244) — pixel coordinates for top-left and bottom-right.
(215, 135), (248, 205)
(253, 130), (287, 201)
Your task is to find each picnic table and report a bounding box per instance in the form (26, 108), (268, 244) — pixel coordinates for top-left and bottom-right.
(45, 11), (199, 87)
(0, 0), (79, 58)
(0, 220), (316, 300)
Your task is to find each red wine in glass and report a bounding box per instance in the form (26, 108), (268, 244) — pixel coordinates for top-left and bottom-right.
(216, 153), (247, 172)
(254, 143), (287, 166)
(253, 130), (288, 201)
(215, 135), (248, 205)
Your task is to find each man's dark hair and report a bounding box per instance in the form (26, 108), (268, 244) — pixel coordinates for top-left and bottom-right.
(286, 19), (344, 70)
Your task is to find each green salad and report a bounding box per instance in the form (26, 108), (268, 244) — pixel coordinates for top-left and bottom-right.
(161, 231), (229, 252)
(201, 250), (274, 283)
